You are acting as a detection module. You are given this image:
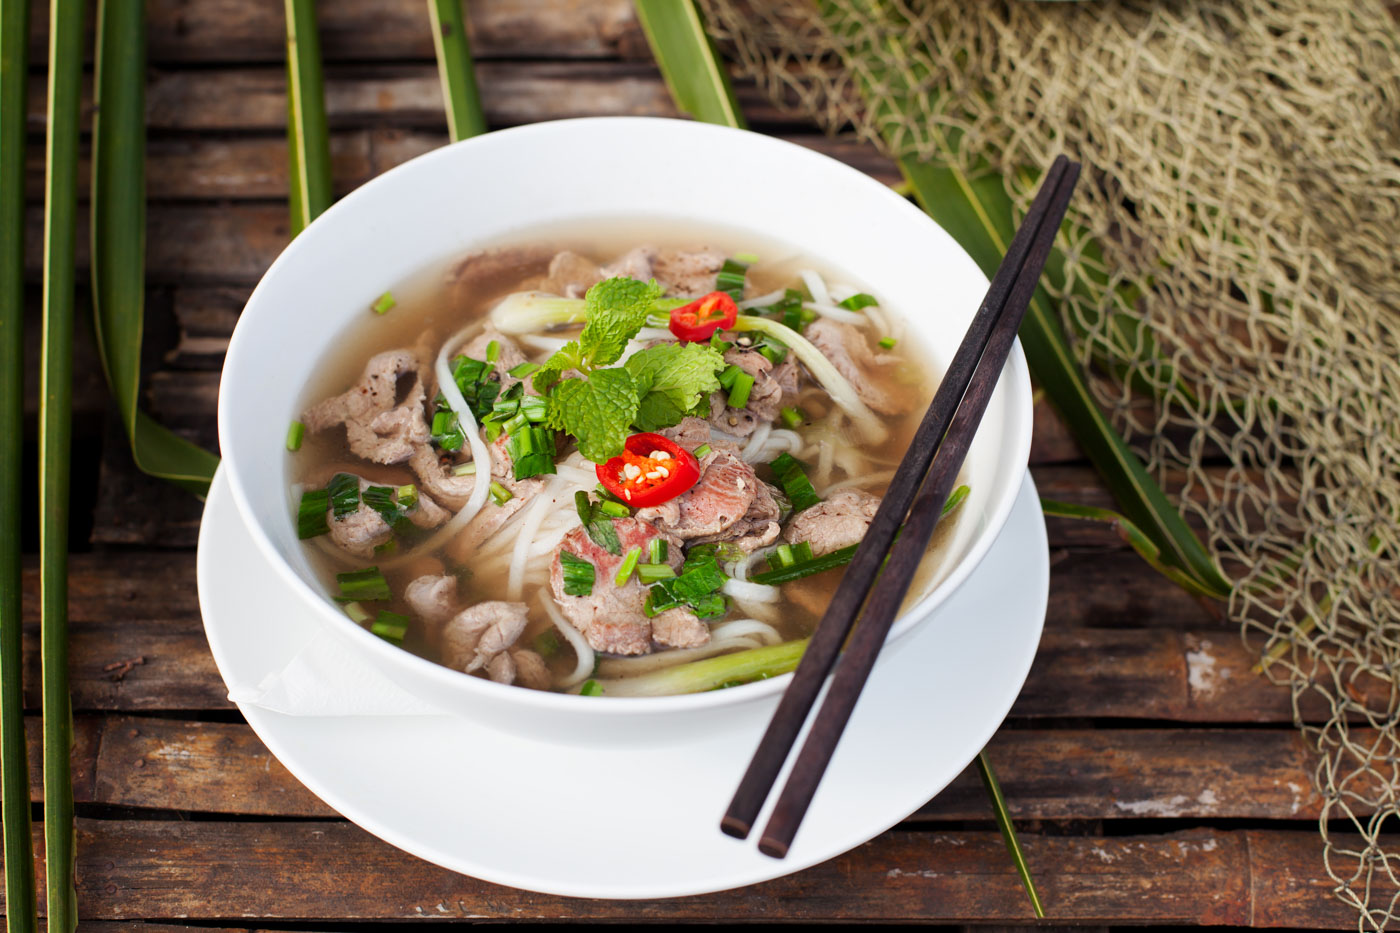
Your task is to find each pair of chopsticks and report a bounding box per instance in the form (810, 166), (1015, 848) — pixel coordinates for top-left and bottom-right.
(722, 155), (1082, 858)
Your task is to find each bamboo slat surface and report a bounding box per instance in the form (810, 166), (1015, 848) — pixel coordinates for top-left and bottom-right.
(6, 0), (1383, 928)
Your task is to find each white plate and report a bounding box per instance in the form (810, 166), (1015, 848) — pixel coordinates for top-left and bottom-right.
(197, 467), (1048, 899)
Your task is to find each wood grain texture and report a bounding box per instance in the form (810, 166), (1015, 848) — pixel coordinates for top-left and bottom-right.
(24, 715), (1349, 822)
(6, 820), (1371, 926)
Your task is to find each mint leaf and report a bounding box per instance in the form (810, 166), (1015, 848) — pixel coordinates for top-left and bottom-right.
(576, 277), (663, 369)
(625, 342), (725, 431)
(547, 368), (641, 463)
(532, 339), (583, 393)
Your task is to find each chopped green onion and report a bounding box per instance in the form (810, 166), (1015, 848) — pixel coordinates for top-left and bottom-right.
(693, 443), (712, 459)
(483, 420), (503, 442)
(773, 542), (795, 569)
(793, 540), (814, 563)
(451, 461), (477, 476)
(579, 679), (603, 697)
(371, 610), (410, 644)
(574, 490), (594, 525)
(507, 425), (558, 480)
(716, 257), (749, 299)
(533, 629), (561, 658)
(649, 537), (668, 564)
(779, 406), (806, 429)
(297, 489), (330, 539)
(336, 566), (391, 602)
(373, 540), (397, 557)
(431, 407), (465, 452)
(727, 371), (755, 409)
(838, 292), (878, 311)
(508, 361), (541, 378)
(734, 251), (760, 264)
(559, 550), (595, 597)
(878, 336), (897, 349)
(489, 480), (513, 506)
(343, 601), (371, 623)
(595, 483), (624, 505)
(520, 395), (550, 423)
(502, 412), (529, 436)
(758, 341), (788, 366)
(327, 472), (361, 519)
(396, 484), (418, 509)
(717, 363), (742, 391)
(598, 500), (630, 519)
(371, 291), (396, 315)
(689, 593), (728, 619)
(637, 562), (676, 584)
(769, 453), (820, 512)
(586, 515), (622, 555)
(361, 485), (411, 532)
(286, 420), (305, 451)
(485, 339), (500, 363)
(451, 355), (502, 419)
(615, 546), (642, 587)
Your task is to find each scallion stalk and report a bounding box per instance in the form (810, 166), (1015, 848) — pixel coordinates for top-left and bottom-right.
(598, 500), (631, 519)
(878, 336), (897, 349)
(336, 567), (392, 602)
(649, 537), (668, 564)
(693, 443), (712, 459)
(508, 361), (541, 378)
(396, 484), (418, 509)
(327, 472), (360, 519)
(838, 292), (878, 311)
(727, 370), (754, 409)
(297, 488), (331, 539)
(485, 339), (500, 363)
(579, 679), (604, 697)
(343, 601), (371, 624)
(371, 291), (396, 315)
(559, 550), (595, 597)
(489, 480), (513, 506)
(615, 546), (643, 587)
(769, 453), (820, 512)
(637, 563), (677, 584)
(451, 461), (477, 477)
(592, 638), (809, 697)
(779, 406), (805, 429)
(371, 610), (410, 644)
(0, 0), (36, 920)
(286, 420), (305, 451)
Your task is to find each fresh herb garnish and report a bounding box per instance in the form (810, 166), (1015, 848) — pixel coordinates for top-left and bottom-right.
(327, 472), (361, 520)
(769, 453), (821, 512)
(451, 355), (501, 420)
(838, 292), (878, 311)
(430, 393), (466, 451)
(297, 488), (330, 539)
(645, 549), (728, 618)
(335, 566), (392, 602)
(559, 550), (596, 597)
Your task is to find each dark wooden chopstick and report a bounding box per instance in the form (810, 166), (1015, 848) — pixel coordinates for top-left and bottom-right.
(720, 155), (1081, 847)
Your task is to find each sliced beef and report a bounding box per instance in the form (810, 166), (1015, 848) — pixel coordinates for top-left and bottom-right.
(659, 416), (739, 455)
(708, 347), (798, 436)
(440, 601), (531, 680)
(545, 250), (603, 299)
(652, 248), (724, 296)
(782, 487), (882, 555)
(404, 574), (459, 626)
(325, 477), (449, 559)
(804, 318), (914, 415)
(692, 476), (782, 553)
(510, 648), (553, 690)
(650, 607), (710, 649)
(448, 246), (554, 314)
(548, 518), (684, 655)
(302, 349), (431, 464)
(600, 246), (657, 283)
(635, 449), (759, 542)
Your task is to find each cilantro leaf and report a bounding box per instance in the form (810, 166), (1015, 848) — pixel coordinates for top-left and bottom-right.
(624, 342), (725, 432)
(547, 368), (641, 463)
(576, 277), (663, 369)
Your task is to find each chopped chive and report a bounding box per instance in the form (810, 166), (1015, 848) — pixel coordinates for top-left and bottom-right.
(508, 361), (541, 378)
(838, 292), (878, 311)
(396, 484), (418, 509)
(693, 443), (712, 459)
(483, 420), (503, 442)
(371, 610), (410, 644)
(878, 336), (897, 349)
(579, 679), (603, 697)
(717, 363), (742, 391)
(336, 566), (392, 602)
(431, 408), (465, 452)
(575, 490), (594, 525)
(297, 488), (331, 539)
(533, 629), (561, 658)
(371, 291), (396, 315)
(327, 472), (361, 519)
(598, 499), (630, 519)
(286, 420), (305, 451)
(793, 540), (814, 563)
(520, 395), (550, 423)
(734, 251), (759, 264)
(770, 453), (821, 512)
(502, 412), (529, 436)
(727, 371), (755, 410)
(649, 537), (668, 564)
(485, 339), (500, 363)
(779, 406), (805, 429)
(773, 542), (795, 569)
(615, 546), (642, 587)
(559, 550), (595, 597)
(758, 341), (788, 366)
(451, 461), (477, 476)
(637, 562), (676, 584)
(716, 257), (749, 299)
(343, 601), (371, 623)
(489, 480), (513, 506)
(507, 425), (558, 480)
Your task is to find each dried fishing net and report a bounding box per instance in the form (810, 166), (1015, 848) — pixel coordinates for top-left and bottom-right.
(697, 0), (1400, 926)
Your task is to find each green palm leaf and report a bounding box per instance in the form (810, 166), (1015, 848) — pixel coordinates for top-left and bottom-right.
(427, 0), (487, 142)
(0, 0), (37, 926)
(92, 0), (220, 498)
(285, 0), (332, 236)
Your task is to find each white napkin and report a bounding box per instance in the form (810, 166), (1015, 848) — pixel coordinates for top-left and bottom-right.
(226, 628), (446, 717)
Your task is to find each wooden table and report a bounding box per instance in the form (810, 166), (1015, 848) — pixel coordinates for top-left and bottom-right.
(13, 1), (1380, 927)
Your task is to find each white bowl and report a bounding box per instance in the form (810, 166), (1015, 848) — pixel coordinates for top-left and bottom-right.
(218, 116), (1033, 744)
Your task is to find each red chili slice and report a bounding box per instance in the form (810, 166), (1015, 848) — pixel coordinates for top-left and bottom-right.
(668, 291), (739, 343)
(596, 433), (701, 508)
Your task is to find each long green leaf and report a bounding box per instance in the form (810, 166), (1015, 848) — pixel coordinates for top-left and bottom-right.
(633, 3), (1043, 907)
(0, 0), (37, 926)
(634, 0), (746, 128)
(977, 751), (1045, 918)
(92, 0), (219, 498)
(427, 0), (487, 142)
(41, 0), (82, 927)
(285, 0), (332, 236)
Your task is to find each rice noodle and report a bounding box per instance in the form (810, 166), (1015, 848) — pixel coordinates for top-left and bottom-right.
(508, 479), (561, 600)
(538, 589), (593, 688)
(802, 301), (868, 324)
(799, 269), (832, 307)
(814, 439), (834, 488)
(738, 288), (788, 311)
(723, 576), (780, 603)
(520, 334), (569, 354)
(740, 422), (772, 462)
(821, 469), (897, 495)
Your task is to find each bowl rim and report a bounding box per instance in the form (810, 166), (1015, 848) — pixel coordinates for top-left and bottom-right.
(217, 115), (1033, 715)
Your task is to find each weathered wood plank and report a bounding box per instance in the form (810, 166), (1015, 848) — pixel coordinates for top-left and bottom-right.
(11, 820), (1365, 926)
(28, 0), (647, 64)
(25, 714), (1338, 822)
(26, 63), (807, 135)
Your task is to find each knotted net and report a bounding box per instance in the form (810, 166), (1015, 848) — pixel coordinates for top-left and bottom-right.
(696, 0), (1400, 925)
